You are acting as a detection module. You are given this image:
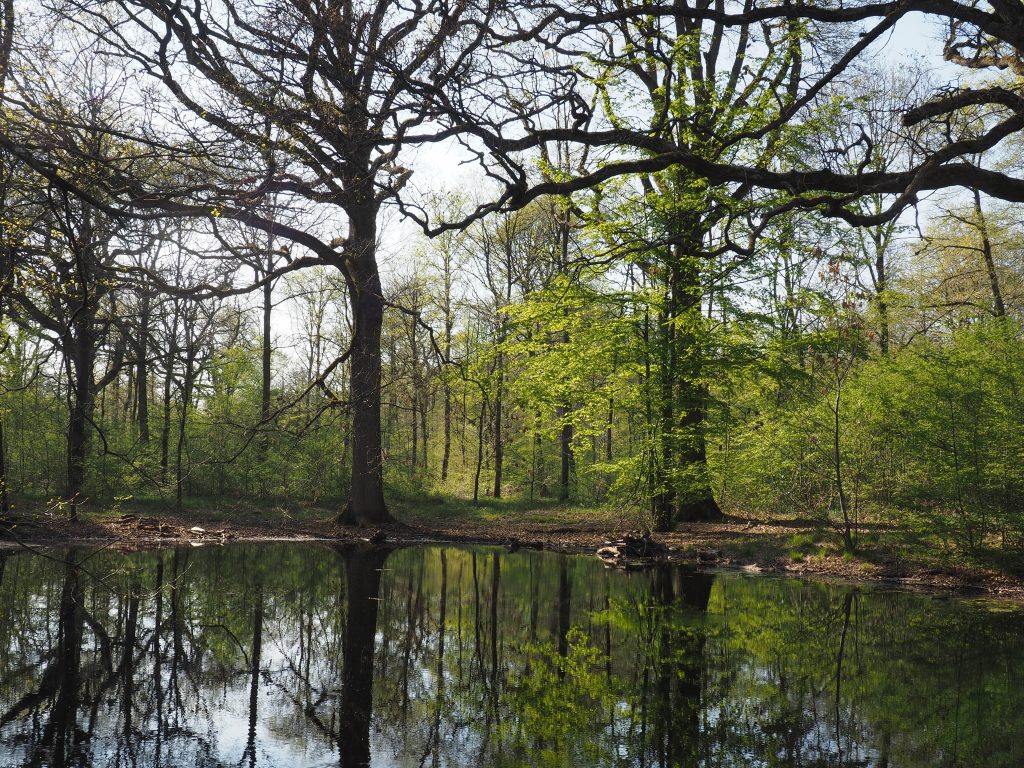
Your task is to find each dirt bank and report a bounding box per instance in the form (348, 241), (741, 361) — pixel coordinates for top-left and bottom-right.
(2, 507), (1022, 601)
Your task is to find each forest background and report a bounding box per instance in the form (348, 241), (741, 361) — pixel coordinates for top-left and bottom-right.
(0, 0), (1021, 569)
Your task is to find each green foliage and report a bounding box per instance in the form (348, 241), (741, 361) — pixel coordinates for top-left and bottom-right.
(720, 317), (1024, 554)
(503, 628), (619, 766)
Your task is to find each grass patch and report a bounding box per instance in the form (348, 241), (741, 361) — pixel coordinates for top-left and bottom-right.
(785, 532), (817, 552)
(389, 489), (617, 529)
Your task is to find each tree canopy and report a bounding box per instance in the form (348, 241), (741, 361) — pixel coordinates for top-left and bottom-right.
(0, 0), (1020, 544)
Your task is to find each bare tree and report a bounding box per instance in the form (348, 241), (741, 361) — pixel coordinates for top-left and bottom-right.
(32, 0), (506, 523)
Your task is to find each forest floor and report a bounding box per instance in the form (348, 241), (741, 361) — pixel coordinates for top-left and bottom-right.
(2, 494), (1023, 601)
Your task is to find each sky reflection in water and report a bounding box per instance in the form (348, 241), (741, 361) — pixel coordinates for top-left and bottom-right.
(0, 542), (1021, 767)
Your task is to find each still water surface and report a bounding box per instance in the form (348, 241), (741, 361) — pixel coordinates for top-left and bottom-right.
(0, 543), (1020, 767)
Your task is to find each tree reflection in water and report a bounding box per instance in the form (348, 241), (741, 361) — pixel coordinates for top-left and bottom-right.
(0, 543), (1020, 767)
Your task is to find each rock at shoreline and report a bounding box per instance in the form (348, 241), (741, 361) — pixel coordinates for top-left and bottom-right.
(597, 532), (669, 568)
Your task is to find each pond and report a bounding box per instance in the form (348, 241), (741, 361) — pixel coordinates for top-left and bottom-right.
(0, 543), (1020, 767)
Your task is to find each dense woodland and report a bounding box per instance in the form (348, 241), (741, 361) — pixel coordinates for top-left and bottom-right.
(0, 0), (1021, 551)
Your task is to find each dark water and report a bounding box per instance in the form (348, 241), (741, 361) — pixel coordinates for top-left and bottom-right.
(0, 544), (1021, 767)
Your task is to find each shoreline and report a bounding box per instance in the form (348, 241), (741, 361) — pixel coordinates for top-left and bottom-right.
(3, 508), (1023, 602)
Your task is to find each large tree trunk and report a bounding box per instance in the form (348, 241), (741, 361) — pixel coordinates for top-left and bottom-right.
(668, 241), (722, 526)
(62, 207), (102, 523)
(338, 206), (391, 526)
(674, 379), (721, 522)
(65, 326), (95, 522)
(653, 299), (676, 530)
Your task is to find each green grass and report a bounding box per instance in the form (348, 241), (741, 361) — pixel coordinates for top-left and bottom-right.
(36, 493), (340, 526)
(388, 488), (616, 528)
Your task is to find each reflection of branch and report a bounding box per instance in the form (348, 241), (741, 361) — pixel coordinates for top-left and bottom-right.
(85, 411), (170, 501)
(80, 342), (353, 498)
(190, 344), (354, 468)
(383, 298), (457, 367)
(201, 623), (251, 668)
(0, 663), (60, 725)
(0, 354), (48, 394)
(0, 521), (125, 593)
(262, 673), (338, 739)
(82, 608), (114, 673)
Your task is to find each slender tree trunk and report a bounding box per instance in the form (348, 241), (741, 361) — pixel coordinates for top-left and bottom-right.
(833, 376), (854, 550)
(0, 419), (9, 516)
(555, 558), (571, 675)
(421, 393), (429, 469)
(411, 319), (419, 471)
(119, 577), (140, 742)
(428, 550), (447, 767)
(243, 584), (264, 768)
(441, 386), (452, 483)
(175, 365), (195, 514)
(460, 381), (468, 469)
(872, 234), (890, 355)
(160, 366), (173, 484)
(555, 214), (574, 502)
(606, 398), (614, 462)
(834, 592), (854, 764)
(530, 409), (542, 500)
(261, 254), (273, 459)
(0, 0), (12, 517)
(137, 293), (151, 443)
(492, 367), (503, 499)
(441, 316), (453, 483)
(489, 553), (500, 696)
(558, 406), (573, 501)
(473, 398), (486, 504)
(0, 365), (8, 520)
(974, 189), (1006, 318)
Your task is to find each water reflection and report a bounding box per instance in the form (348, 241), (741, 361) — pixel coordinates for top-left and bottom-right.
(0, 543), (1020, 767)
